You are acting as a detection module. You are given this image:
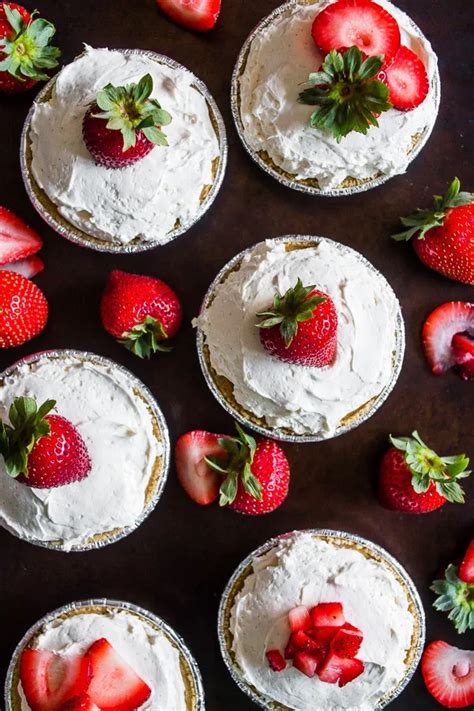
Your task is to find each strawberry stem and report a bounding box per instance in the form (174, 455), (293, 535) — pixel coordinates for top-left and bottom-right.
(431, 564), (474, 634)
(118, 315), (172, 359)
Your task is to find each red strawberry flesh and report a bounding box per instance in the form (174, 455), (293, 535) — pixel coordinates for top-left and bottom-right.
(175, 430), (228, 505)
(421, 641), (474, 709)
(293, 651), (319, 678)
(459, 539), (474, 584)
(59, 694), (101, 711)
(310, 602), (345, 627)
(312, 0), (401, 66)
(382, 45), (429, 110)
(288, 606), (312, 632)
(0, 255), (44, 278)
(156, 0), (221, 32)
(0, 206), (43, 265)
(266, 649), (286, 672)
(20, 649), (92, 711)
(330, 623), (363, 658)
(291, 630), (324, 653)
(318, 652), (365, 687)
(422, 302), (474, 378)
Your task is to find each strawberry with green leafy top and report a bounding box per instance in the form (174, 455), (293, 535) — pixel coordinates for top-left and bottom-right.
(431, 540), (474, 634)
(378, 431), (471, 513)
(0, 2), (60, 93)
(393, 178), (474, 285)
(257, 279), (337, 367)
(82, 73), (172, 169)
(298, 46), (392, 143)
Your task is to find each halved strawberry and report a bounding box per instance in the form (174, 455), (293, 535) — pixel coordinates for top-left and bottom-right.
(421, 641), (474, 709)
(266, 649), (286, 672)
(312, 0), (401, 66)
(330, 623), (363, 658)
(20, 649), (92, 711)
(0, 255), (44, 278)
(288, 606), (312, 632)
(382, 45), (429, 110)
(0, 207), (42, 265)
(459, 539), (474, 584)
(293, 651), (320, 678)
(175, 430), (228, 505)
(59, 694), (101, 711)
(156, 0), (220, 32)
(421, 302), (474, 379)
(310, 602), (345, 628)
(318, 652), (365, 687)
(86, 638), (151, 711)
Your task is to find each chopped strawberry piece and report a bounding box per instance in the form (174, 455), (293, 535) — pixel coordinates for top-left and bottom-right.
(459, 539), (474, 584)
(421, 641), (474, 709)
(20, 649), (92, 711)
(308, 626), (340, 645)
(0, 207), (42, 265)
(383, 45), (429, 110)
(284, 638), (296, 660)
(86, 638), (152, 711)
(0, 255), (44, 278)
(266, 649), (286, 672)
(291, 630), (324, 653)
(310, 602), (345, 628)
(156, 0), (220, 32)
(330, 623), (363, 658)
(288, 605), (312, 632)
(175, 430), (229, 505)
(452, 333), (474, 381)
(318, 652), (365, 687)
(293, 651), (320, 678)
(59, 694), (101, 711)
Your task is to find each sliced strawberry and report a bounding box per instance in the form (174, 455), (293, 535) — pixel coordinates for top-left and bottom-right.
(310, 602), (345, 628)
(156, 0), (220, 32)
(383, 45), (429, 110)
(308, 626), (340, 645)
(0, 255), (44, 278)
(0, 207), (42, 265)
(86, 638), (151, 711)
(266, 649), (286, 672)
(422, 302), (474, 378)
(59, 694), (101, 711)
(459, 539), (474, 584)
(312, 0), (401, 66)
(452, 333), (474, 381)
(318, 652), (365, 687)
(330, 623), (363, 658)
(293, 651), (320, 678)
(175, 430), (228, 505)
(288, 606), (312, 632)
(421, 641), (474, 709)
(20, 649), (92, 711)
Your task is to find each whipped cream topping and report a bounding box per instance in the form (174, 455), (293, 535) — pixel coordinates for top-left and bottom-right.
(0, 355), (161, 550)
(196, 240), (400, 436)
(238, 0), (438, 190)
(30, 46), (220, 245)
(230, 533), (416, 711)
(17, 609), (186, 711)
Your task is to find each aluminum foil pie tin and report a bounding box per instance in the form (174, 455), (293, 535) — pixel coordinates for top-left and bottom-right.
(231, 0), (441, 197)
(20, 49), (228, 254)
(0, 349), (170, 552)
(218, 529), (425, 710)
(196, 235), (405, 443)
(5, 598), (205, 711)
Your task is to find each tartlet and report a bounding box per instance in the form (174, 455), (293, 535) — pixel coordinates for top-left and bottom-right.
(5, 599), (205, 711)
(196, 236), (404, 442)
(232, 0), (440, 195)
(219, 530), (425, 710)
(0, 350), (169, 551)
(21, 46), (227, 253)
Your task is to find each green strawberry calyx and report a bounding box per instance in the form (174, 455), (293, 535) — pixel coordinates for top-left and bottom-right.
(392, 177), (473, 241)
(0, 5), (61, 82)
(0, 396), (55, 478)
(118, 315), (172, 359)
(431, 564), (474, 634)
(256, 278), (326, 348)
(205, 422), (262, 507)
(390, 431), (471, 504)
(298, 46), (391, 143)
(92, 73), (172, 151)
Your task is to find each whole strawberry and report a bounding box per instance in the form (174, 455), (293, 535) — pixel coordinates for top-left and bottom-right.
(393, 177), (474, 285)
(0, 3), (60, 93)
(83, 73), (172, 169)
(0, 397), (91, 488)
(206, 423), (290, 515)
(257, 278), (337, 367)
(431, 539), (474, 635)
(101, 270), (182, 358)
(0, 270), (48, 347)
(378, 431), (471, 514)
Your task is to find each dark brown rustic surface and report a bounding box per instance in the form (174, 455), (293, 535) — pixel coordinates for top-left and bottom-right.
(0, 0), (473, 708)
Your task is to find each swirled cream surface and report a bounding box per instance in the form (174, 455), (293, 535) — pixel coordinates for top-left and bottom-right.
(0, 355), (161, 550)
(197, 240), (400, 436)
(230, 534), (416, 711)
(17, 609), (186, 710)
(238, 0), (438, 190)
(30, 46), (220, 245)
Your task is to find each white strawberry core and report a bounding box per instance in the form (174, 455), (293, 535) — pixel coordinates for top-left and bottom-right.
(453, 660), (471, 679)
